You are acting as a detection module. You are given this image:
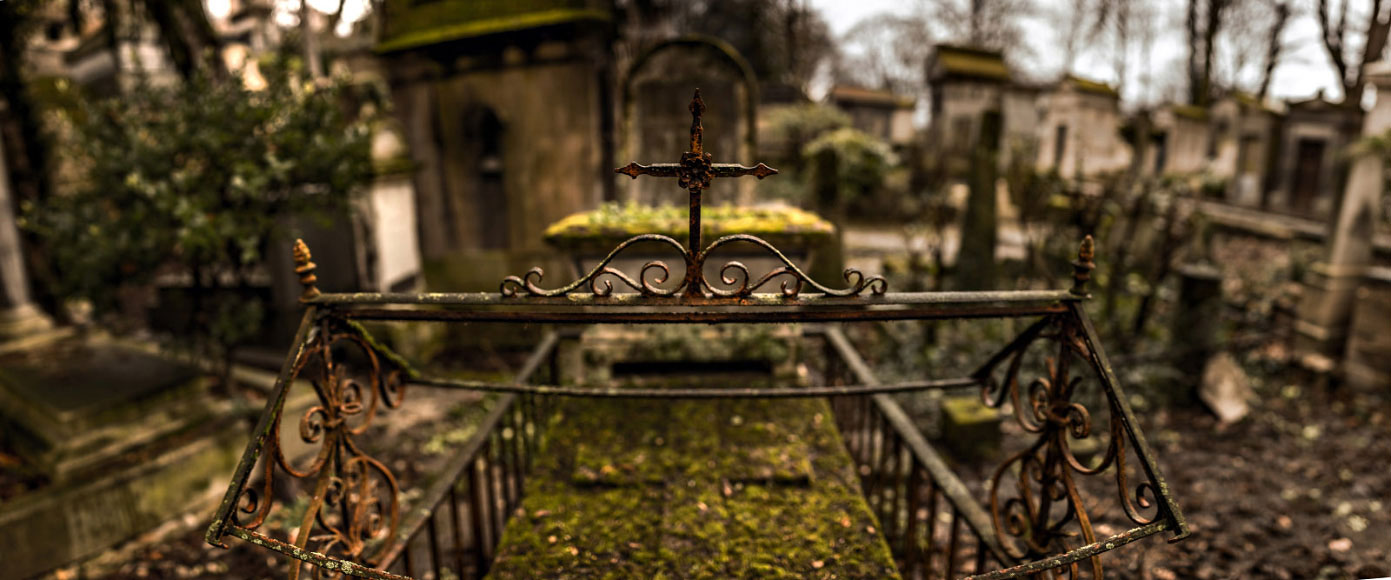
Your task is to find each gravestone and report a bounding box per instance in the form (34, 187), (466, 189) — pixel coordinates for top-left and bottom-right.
(623, 39), (757, 207)
(955, 113), (1002, 290)
(1172, 262), (1223, 399)
(1343, 268), (1391, 389)
(1294, 61), (1391, 370)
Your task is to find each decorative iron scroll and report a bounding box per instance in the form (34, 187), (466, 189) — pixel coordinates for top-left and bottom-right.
(970, 239), (1170, 579)
(230, 316), (409, 579)
(500, 89), (886, 299)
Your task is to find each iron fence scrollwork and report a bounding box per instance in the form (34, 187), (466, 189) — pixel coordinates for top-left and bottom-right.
(205, 91), (1187, 580)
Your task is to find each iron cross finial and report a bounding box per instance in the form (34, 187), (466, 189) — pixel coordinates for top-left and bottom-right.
(689, 88), (705, 154)
(615, 89), (778, 296)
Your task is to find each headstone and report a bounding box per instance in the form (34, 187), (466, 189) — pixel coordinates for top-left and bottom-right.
(0, 131), (53, 342)
(1293, 60), (1391, 369)
(956, 113), (1002, 290)
(624, 43), (756, 207)
(1172, 262), (1223, 399)
(1343, 268), (1391, 389)
(0, 337), (206, 481)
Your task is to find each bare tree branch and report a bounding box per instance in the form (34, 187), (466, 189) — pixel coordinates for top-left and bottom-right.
(1257, 2), (1291, 99)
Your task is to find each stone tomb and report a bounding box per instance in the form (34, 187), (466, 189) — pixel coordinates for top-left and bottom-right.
(0, 336), (243, 577)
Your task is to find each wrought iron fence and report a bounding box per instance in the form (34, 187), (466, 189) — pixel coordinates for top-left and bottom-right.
(205, 90), (1188, 579)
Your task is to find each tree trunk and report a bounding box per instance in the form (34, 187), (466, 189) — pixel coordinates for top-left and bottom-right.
(1199, 0), (1227, 106)
(100, 0), (122, 83)
(970, 0), (984, 45)
(144, 0), (223, 81)
(1187, 0), (1201, 104)
(1257, 3), (1291, 100)
(1351, 0), (1391, 107)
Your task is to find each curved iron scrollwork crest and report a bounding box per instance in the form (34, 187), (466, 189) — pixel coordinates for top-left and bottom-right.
(232, 319), (409, 579)
(974, 313), (1165, 579)
(500, 89), (886, 299)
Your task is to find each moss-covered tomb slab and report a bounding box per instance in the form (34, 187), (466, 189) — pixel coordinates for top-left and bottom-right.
(487, 396), (900, 578)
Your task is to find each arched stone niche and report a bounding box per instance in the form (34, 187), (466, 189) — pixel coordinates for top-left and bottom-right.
(621, 35), (759, 206)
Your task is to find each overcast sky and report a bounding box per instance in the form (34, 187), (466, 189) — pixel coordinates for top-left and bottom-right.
(810, 0), (1350, 107)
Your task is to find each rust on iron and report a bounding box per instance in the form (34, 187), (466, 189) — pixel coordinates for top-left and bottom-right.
(509, 89), (879, 299)
(223, 317), (409, 575)
(1071, 234), (1095, 297)
(293, 238), (321, 302)
(208, 90), (1184, 580)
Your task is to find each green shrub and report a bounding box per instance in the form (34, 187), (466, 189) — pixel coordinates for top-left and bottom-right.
(26, 60), (372, 372)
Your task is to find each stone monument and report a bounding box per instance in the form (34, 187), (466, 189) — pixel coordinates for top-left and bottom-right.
(1293, 60), (1391, 371)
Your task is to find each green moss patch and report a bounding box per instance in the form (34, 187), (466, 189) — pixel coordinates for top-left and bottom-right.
(488, 395), (900, 578)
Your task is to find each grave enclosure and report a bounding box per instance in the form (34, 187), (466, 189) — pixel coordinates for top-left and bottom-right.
(206, 92), (1189, 579)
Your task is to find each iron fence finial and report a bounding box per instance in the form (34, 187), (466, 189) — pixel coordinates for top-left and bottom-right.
(293, 238), (321, 302)
(1071, 235), (1095, 297)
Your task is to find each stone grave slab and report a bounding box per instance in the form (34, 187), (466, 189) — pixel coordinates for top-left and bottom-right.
(0, 335), (217, 481)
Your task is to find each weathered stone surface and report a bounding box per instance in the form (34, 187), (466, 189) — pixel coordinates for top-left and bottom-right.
(1344, 267), (1391, 390)
(0, 419), (243, 578)
(1199, 352), (1252, 424)
(0, 336), (212, 481)
(939, 394), (1002, 459)
(1294, 60), (1391, 364)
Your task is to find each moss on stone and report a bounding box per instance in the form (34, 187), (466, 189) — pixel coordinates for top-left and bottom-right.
(488, 394), (900, 578)
(933, 45), (1011, 82)
(377, 0), (611, 54)
(543, 202), (834, 248)
(1066, 75), (1120, 99)
(1172, 104), (1209, 122)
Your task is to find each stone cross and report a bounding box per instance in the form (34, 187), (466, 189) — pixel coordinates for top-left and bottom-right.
(615, 89), (776, 296)
(0, 131), (51, 341)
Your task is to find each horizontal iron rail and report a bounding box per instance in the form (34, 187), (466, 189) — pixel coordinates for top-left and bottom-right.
(406, 375), (981, 398)
(308, 290), (1079, 307)
(377, 331), (560, 569)
(226, 526), (411, 580)
(822, 326), (1012, 567)
(962, 521), (1171, 580)
(335, 304), (1069, 324)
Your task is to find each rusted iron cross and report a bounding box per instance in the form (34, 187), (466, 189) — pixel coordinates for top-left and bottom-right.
(616, 89), (777, 296)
